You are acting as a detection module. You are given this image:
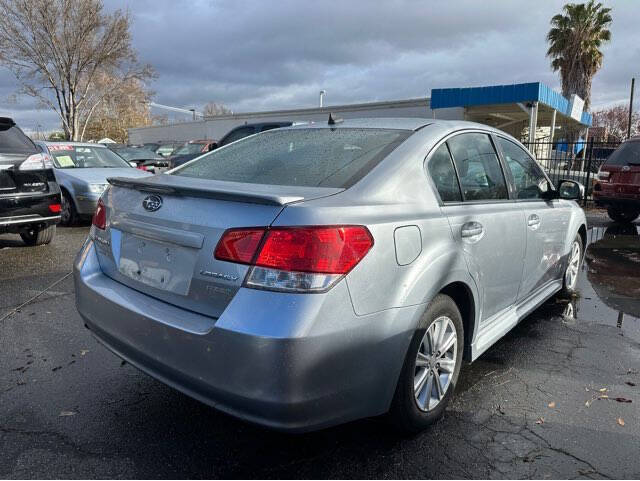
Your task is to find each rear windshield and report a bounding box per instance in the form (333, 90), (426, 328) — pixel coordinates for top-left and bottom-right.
(173, 128), (411, 188)
(605, 141), (640, 166)
(0, 123), (37, 154)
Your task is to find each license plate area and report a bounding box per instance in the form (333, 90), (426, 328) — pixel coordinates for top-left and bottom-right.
(118, 233), (197, 295)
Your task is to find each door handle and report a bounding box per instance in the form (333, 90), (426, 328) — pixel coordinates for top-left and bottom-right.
(527, 214), (541, 230)
(461, 221), (484, 239)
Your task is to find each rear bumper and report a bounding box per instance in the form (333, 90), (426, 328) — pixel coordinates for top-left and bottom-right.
(0, 188), (61, 230)
(74, 240), (420, 432)
(593, 193), (640, 209)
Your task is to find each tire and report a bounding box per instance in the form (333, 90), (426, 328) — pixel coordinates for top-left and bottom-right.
(560, 234), (583, 296)
(607, 207), (639, 224)
(387, 294), (464, 434)
(20, 225), (56, 246)
(60, 191), (77, 226)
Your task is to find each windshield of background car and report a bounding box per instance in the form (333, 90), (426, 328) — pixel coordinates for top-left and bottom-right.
(173, 128), (411, 188)
(48, 145), (132, 169)
(0, 123), (37, 155)
(605, 141), (640, 166)
(174, 143), (205, 155)
(115, 147), (158, 161)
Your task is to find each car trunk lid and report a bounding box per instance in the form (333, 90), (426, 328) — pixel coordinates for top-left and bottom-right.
(93, 175), (342, 318)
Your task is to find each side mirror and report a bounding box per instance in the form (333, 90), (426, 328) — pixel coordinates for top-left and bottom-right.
(557, 179), (584, 200)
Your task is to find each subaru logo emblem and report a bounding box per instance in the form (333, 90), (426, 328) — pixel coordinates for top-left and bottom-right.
(142, 194), (162, 212)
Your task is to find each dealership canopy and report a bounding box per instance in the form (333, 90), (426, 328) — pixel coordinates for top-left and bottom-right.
(431, 82), (591, 143)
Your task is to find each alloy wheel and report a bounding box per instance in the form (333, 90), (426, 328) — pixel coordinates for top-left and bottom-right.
(565, 240), (581, 290)
(414, 315), (457, 412)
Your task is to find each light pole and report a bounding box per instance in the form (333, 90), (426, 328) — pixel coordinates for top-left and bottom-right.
(628, 78), (635, 139)
(319, 90), (326, 108)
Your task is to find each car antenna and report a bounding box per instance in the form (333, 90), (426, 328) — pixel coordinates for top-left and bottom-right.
(328, 113), (343, 125)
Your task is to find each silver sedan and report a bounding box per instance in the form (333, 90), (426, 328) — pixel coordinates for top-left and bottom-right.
(74, 118), (586, 432)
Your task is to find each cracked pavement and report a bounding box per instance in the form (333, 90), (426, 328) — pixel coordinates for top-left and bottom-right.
(1, 213), (639, 479)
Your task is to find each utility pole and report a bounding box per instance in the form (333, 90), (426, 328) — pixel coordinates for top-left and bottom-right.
(628, 78), (635, 139)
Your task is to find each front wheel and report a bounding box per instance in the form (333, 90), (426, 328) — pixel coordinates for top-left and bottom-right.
(560, 234), (583, 296)
(20, 225), (56, 246)
(388, 294), (464, 434)
(607, 207), (639, 224)
(60, 191), (77, 226)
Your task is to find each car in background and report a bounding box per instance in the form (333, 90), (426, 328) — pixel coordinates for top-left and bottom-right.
(168, 140), (218, 169)
(41, 142), (151, 225)
(0, 118), (61, 246)
(593, 136), (640, 223)
(155, 141), (183, 158)
(75, 118), (586, 433)
(106, 144), (168, 172)
(217, 121), (294, 148)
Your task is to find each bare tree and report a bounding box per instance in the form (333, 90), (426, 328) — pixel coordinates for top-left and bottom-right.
(0, 0), (154, 140)
(202, 101), (232, 117)
(592, 104), (639, 140)
(80, 74), (153, 142)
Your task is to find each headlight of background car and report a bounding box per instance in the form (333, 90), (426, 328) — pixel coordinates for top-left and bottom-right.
(88, 183), (108, 194)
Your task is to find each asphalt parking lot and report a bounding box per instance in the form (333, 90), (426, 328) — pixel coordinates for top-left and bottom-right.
(1, 211), (639, 479)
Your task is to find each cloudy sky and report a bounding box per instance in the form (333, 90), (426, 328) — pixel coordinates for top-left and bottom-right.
(1, 0), (638, 133)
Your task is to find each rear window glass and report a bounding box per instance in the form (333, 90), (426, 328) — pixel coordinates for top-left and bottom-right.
(173, 128), (411, 188)
(605, 141), (640, 166)
(0, 124), (37, 154)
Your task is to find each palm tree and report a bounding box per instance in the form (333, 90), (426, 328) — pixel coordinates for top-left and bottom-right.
(547, 0), (612, 111)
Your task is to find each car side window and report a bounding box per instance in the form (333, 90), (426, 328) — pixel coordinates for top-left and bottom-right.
(427, 143), (462, 202)
(447, 133), (508, 201)
(497, 137), (547, 200)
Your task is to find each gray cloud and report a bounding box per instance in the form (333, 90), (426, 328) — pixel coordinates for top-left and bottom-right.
(1, 0), (637, 131)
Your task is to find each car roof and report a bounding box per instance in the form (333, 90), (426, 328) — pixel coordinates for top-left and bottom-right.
(284, 117), (507, 134)
(43, 141), (110, 148)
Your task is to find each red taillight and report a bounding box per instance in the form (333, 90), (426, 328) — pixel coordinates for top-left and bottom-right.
(214, 225), (373, 292)
(48, 203), (61, 213)
(214, 228), (266, 264)
(256, 226), (373, 274)
(215, 226), (373, 274)
(92, 198), (106, 230)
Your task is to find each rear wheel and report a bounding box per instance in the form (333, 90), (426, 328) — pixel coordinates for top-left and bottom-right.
(60, 191), (77, 226)
(20, 225), (56, 246)
(607, 207), (639, 223)
(388, 294), (463, 434)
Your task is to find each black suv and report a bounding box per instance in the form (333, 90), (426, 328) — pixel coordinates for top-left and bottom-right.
(0, 117), (61, 245)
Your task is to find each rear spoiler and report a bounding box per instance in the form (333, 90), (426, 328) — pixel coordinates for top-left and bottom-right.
(107, 176), (308, 206)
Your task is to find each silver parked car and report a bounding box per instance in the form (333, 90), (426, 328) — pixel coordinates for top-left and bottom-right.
(37, 142), (151, 225)
(74, 118), (586, 432)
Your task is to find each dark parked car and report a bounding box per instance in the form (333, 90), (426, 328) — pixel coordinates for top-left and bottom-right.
(107, 145), (166, 170)
(0, 117), (61, 245)
(217, 122), (294, 148)
(593, 137), (640, 222)
(168, 140), (218, 169)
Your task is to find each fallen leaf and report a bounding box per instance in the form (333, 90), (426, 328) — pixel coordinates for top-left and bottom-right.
(617, 417), (625, 427)
(585, 400), (592, 407)
(548, 401), (556, 408)
(599, 388), (607, 392)
(80, 350), (89, 356)
(626, 381), (636, 387)
(59, 411), (76, 417)
(536, 417), (545, 425)
(615, 397), (632, 403)
(599, 394), (609, 399)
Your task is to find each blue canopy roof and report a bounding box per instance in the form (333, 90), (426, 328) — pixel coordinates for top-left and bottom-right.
(431, 82), (592, 126)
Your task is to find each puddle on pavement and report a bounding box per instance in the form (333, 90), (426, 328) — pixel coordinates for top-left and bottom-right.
(542, 222), (640, 343)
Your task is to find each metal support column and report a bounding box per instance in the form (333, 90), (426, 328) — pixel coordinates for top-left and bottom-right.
(549, 109), (557, 144)
(528, 102), (538, 144)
